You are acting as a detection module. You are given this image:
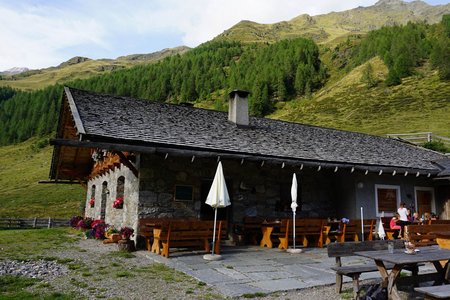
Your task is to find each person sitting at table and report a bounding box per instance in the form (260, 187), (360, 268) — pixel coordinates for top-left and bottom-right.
(422, 212), (431, 224)
(390, 212), (402, 239)
(411, 212), (421, 223)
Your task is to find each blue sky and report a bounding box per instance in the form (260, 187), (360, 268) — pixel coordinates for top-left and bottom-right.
(0, 0), (448, 71)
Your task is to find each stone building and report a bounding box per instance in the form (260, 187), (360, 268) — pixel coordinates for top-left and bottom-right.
(49, 87), (450, 241)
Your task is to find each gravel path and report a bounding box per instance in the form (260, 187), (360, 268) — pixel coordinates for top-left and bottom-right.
(1, 237), (413, 299)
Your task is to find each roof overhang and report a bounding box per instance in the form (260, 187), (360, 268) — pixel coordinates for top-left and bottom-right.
(50, 137), (441, 179)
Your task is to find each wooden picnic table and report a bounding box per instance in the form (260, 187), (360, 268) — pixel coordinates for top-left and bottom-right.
(355, 246), (450, 300)
(259, 220), (282, 248)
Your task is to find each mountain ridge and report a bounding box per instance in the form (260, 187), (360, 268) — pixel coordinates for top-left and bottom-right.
(214, 0), (450, 45)
(0, 67), (30, 75)
(0, 46), (190, 91)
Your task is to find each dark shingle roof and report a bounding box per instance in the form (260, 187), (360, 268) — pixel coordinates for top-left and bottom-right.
(436, 159), (450, 176)
(67, 87), (448, 173)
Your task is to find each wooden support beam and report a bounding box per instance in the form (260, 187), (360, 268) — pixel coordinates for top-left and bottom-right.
(116, 151), (138, 178)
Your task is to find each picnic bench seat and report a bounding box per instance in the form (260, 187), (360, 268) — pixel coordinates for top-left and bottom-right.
(429, 219), (450, 225)
(138, 218), (191, 251)
(235, 216), (265, 245)
(415, 285), (450, 299)
(327, 240), (414, 299)
(406, 224), (450, 247)
(157, 220), (227, 258)
(278, 218), (324, 249)
(334, 220), (359, 243)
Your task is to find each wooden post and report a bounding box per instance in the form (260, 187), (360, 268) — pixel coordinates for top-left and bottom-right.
(427, 132), (432, 142)
(33, 217), (37, 228)
(48, 217), (52, 228)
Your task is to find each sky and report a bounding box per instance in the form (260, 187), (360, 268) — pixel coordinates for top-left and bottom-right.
(0, 0), (449, 71)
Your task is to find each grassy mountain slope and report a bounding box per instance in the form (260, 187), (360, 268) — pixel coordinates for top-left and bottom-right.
(214, 0), (450, 45)
(271, 56), (450, 137)
(0, 138), (84, 218)
(0, 46), (190, 91)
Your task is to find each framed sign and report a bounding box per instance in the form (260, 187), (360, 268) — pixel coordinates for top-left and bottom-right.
(174, 185), (193, 201)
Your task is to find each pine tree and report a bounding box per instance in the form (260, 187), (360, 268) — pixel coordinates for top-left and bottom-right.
(361, 63), (377, 88)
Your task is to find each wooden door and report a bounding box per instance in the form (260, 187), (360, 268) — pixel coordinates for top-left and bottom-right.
(416, 189), (433, 216)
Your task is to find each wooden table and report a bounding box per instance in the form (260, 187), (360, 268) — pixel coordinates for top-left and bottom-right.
(324, 221), (340, 245)
(144, 223), (163, 254)
(355, 246), (450, 300)
(260, 221), (281, 248)
(433, 232), (450, 250)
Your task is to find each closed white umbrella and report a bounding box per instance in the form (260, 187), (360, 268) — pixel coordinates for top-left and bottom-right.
(377, 218), (386, 240)
(378, 211), (386, 240)
(287, 173), (302, 254)
(204, 161), (231, 260)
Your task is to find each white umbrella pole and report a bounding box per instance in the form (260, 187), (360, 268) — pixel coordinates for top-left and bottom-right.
(293, 211), (296, 249)
(211, 207), (218, 255)
(360, 207), (364, 242)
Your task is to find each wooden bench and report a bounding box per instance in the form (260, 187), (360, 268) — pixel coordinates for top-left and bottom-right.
(429, 219), (450, 225)
(335, 220), (360, 243)
(157, 220), (227, 258)
(138, 218), (187, 251)
(278, 218), (324, 249)
(361, 219), (376, 241)
(236, 216), (265, 245)
(406, 224), (450, 247)
(327, 240), (412, 299)
(415, 285), (450, 299)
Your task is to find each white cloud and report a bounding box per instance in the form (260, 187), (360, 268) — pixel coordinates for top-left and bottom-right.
(0, 0), (444, 70)
(0, 3), (106, 69)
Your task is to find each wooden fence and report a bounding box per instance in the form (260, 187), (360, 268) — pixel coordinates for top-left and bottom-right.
(0, 218), (69, 229)
(387, 132), (450, 148)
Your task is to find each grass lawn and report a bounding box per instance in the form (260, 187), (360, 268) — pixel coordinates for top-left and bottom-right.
(0, 228), (223, 299)
(0, 137), (84, 218)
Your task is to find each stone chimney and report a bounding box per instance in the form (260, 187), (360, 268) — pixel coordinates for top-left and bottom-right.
(228, 90), (250, 126)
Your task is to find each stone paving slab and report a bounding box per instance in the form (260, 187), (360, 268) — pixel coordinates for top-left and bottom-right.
(214, 282), (267, 297)
(249, 278), (306, 292)
(141, 246), (383, 297)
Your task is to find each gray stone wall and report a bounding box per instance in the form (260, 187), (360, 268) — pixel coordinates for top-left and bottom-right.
(137, 154), (337, 223)
(85, 152), (443, 229)
(85, 161), (139, 239)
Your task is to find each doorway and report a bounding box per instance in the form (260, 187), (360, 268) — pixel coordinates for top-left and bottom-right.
(415, 187), (434, 216)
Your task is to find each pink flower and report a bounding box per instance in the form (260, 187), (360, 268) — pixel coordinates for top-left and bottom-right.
(119, 226), (134, 239)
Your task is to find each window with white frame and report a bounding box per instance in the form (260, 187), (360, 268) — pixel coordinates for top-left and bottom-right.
(375, 184), (400, 216)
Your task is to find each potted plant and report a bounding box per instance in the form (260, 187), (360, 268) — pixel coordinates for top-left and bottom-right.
(104, 225), (121, 243)
(118, 226), (135, 252)
(119, 226), (134, 240)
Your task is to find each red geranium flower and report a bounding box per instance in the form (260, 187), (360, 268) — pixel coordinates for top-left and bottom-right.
(113, 197), (124, 209)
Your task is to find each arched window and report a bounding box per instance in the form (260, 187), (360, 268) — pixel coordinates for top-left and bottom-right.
(89, 185), (96, 208)
(113, 176), (125, 209)
(101, 181), (108, 219)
